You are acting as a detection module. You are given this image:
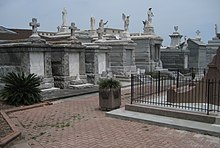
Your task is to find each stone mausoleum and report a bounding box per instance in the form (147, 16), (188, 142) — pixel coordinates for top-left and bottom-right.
(160, 26), (189, 71)
(0, 18), (54, 90)
(131, 8), (163, 72)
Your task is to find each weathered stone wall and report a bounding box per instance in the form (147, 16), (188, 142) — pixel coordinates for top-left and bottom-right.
(85, 44), (111, 84)
(0, 52), (23, 76)
(188, 39), (207, 69)
(85, 50), (97, 83)
(206, 38), (220, 66)
(161, 49), (188, 70)
(0, 41), (54, 89)
(132, 35), (163, 72)
(96, 40), (136, 76)
(50, 43), (86, 88)
(132, 38), (150, 70)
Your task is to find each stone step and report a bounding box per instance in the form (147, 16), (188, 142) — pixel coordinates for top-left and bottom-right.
(106, 107), (220, 137)
(70, 79), (87, 85)
(41, 87), (60, 92)
(125, 104), (218, 124)
(116, 78), (131, 82)
(69, 83), (94, 89)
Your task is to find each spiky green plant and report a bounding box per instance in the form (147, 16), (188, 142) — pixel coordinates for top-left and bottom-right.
(0, 72), (42, 106)
(99, 78), (121, 89)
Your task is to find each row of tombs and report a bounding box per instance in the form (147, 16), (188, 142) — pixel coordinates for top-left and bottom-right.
(0, 18), (163, 90)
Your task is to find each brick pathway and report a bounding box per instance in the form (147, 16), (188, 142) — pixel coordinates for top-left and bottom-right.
(9, 90), (220, 148)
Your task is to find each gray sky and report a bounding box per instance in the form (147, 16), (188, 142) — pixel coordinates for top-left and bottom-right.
(0, 0), (219, 45)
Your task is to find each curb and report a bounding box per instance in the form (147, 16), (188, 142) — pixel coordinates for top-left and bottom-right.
(0, 111), (21, 148)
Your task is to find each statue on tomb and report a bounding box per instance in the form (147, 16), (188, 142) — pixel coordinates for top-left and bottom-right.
(69, 22), (77, 38)
(97, 19), (108, 39)
(62, 8), (67, 26)
(90, 17), (96, 30)
(147, 8), (154, 24)
(122, 13), (130, 32)
(57, 26), (60, 32)
(215, 24), (218, 36)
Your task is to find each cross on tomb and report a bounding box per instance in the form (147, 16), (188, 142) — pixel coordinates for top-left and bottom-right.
(69, 22), (77, 38)
(196, 30), (201, 40)
(196, 30), (200, 36)
(29, 18), (40, 36)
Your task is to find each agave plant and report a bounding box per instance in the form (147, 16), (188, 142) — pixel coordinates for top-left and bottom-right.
(99, 78), (121, 89)
(0, 72), (42, 106)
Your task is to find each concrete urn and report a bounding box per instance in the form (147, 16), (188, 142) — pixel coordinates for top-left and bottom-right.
(98, 79), (121, 110)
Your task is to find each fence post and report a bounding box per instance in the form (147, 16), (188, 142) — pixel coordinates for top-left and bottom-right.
(131, 74), (134, 104)
(158, 71), (160, 95)
(176, 69), (179, 88)
(203, 69), (206, 76)
(207, 79), (210, 115)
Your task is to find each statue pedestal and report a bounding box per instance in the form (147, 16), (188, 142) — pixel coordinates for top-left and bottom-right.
(57, 26), (69, 34)
(143, 26), (155, 35)
(121, 31), (131, 40)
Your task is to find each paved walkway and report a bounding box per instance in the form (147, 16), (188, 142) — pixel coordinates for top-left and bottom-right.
(8, 89), (220, 148)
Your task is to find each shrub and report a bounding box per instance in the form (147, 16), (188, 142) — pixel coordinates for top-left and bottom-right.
(99, 78), (121, 89)
(0, 72), (42, 106)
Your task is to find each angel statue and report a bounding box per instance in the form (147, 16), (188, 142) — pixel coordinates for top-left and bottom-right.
(97, 19), (108, 39)
(62, 8), (67, 26)
(122, 13), (130, 32)
(147, 8), (154, 24)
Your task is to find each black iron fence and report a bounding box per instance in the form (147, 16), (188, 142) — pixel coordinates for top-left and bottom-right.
(131, 71), (220, 115)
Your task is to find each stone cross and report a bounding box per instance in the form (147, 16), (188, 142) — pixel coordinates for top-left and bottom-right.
(196, 30), (201, 40)
(29, 18), (40, 37)
(69, 22), (77, 38)
(174, 26), (178, 32)
(196, 30), (200, 36)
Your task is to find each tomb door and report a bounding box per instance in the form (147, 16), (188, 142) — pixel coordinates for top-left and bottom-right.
(69, 53), (79, 76)
(98, 53), (106, 74)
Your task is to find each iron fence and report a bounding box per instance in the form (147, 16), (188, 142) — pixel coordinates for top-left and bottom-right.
(131, 71), (220, 115)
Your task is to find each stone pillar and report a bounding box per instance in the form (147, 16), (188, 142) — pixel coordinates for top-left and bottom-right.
(49, 38), (86, 88)
(44, 52), (52, 77)
(85, 43), (111, 84)
(20, 52), (30, 75)
(79, 52), (85, 75)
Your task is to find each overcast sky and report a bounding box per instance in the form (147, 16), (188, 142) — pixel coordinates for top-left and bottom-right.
(0, 0), (219, 45)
